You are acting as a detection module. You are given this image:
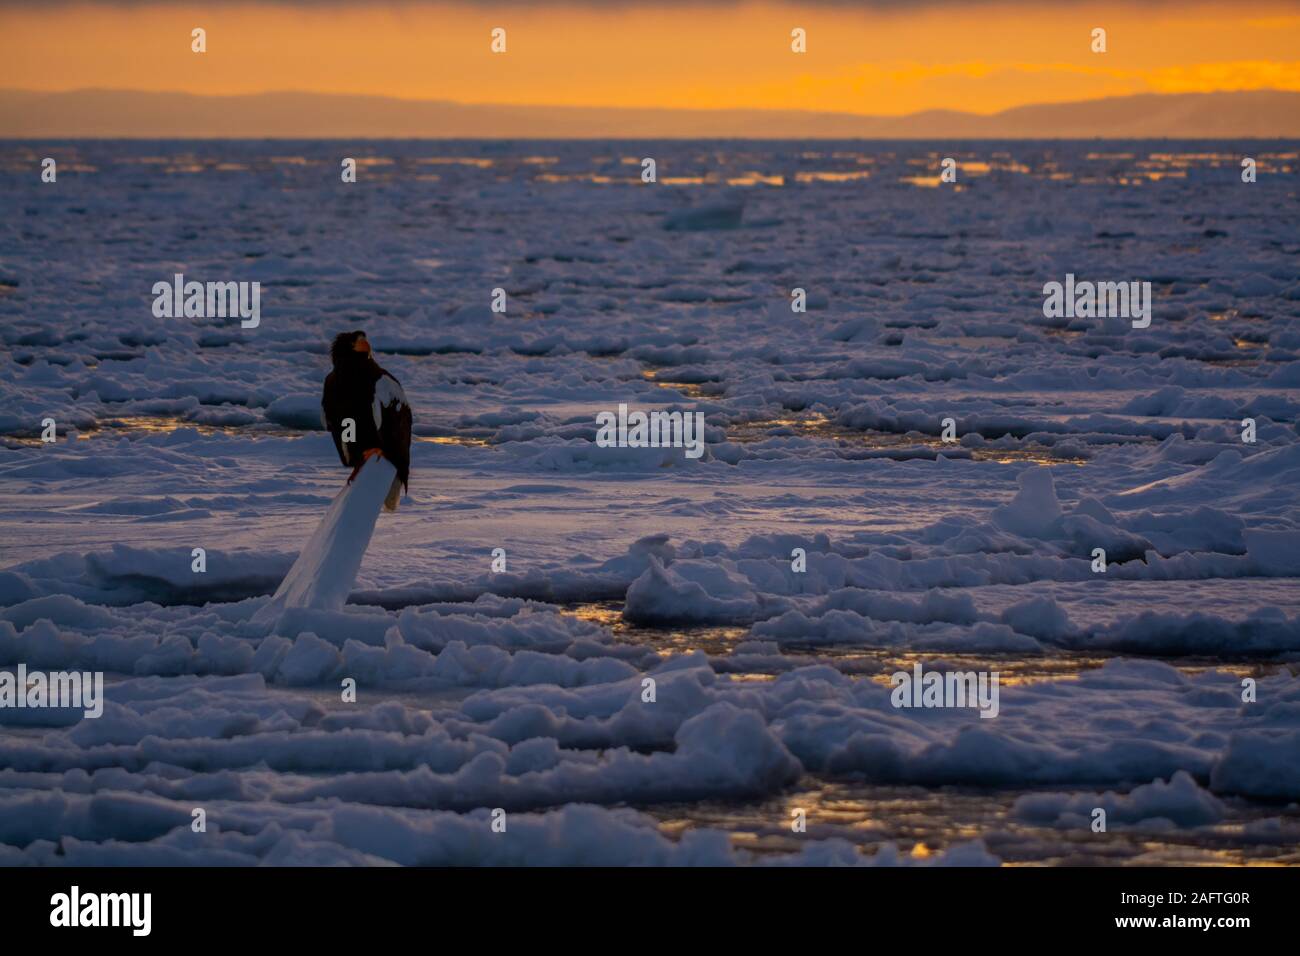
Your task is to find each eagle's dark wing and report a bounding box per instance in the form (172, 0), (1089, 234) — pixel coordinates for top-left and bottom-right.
(373, 371), (412, 489)
(321, 370), (353, 467)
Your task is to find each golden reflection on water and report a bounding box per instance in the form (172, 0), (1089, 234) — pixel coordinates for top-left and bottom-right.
(1147, 152), (1239, 164)
(105, 415), (222, 435)
(795, 170), (870, 183)
(865, 651), (1106, 686)
(1132, 168), (1189, 182)
(1, 414), (300, 446)
(535, 173), (618, 184)
(564, 602), (1117, 683)
(726, 413), (1087, 465)
(414, 435), (492, 447)
(22, 147), (1296, 186)
(568, 603), (623, 629)
(649, 778), (1297, 865)
(550, 600), (1296, 864)
(567, 600), (747, 656)
(10, 415), (501, 449)
(415, 157), (495, 168)
(641, 369), (714, 398)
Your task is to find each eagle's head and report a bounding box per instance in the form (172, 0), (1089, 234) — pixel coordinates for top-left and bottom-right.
(330, 330), (372, 368)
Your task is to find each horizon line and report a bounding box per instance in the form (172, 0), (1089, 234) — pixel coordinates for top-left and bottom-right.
(6, 86), (1299, 122)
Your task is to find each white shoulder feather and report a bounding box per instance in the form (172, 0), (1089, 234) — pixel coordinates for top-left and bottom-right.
(372, 374), (407, 429)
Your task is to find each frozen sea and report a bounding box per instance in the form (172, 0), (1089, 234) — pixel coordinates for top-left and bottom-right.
(0, 140), (1298, 866)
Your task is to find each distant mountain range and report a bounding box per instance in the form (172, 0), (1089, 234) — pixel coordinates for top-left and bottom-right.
(2, 88), (1297, 138)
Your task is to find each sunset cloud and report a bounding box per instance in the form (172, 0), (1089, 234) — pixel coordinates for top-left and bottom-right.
(2, 1), (1297, 117)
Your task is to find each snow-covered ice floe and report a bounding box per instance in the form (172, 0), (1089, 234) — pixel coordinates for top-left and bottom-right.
(1, 141), (1298, 865)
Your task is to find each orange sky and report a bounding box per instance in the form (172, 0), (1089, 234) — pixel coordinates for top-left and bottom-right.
(2, 2), (1299, 115)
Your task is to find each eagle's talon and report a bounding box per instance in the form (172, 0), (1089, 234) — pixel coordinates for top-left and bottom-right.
(346, 448), (383, 484)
